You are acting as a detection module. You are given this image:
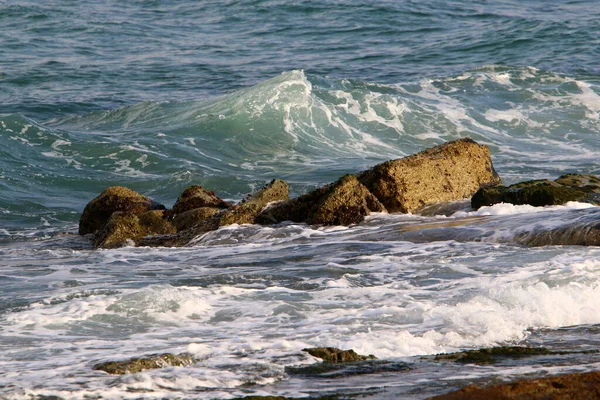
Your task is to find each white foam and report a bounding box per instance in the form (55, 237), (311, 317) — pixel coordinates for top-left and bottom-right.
(452, 201), (596, 218)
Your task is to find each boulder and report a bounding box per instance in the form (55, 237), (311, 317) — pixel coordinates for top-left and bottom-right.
(93, 353), (194, 375)
(257, 174), (386, 226)
(430, 370), (600, 400)
(172, 207), (222, 231)
(143, 179), (290, 247)
(357, 138), (501, 213)
(303, 347), (377, 362)
(79, 186), (165, 235)
(93, 210), (176, 248)
(472, 175), (600, 209)
(172, 185), (231, 214)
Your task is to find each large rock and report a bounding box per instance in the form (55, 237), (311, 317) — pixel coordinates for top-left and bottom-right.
(93, 353), (194, 375)
(357, 138), (501, 213)
(430, 370), (600, 400)
(257, 174), (386, 226)
(93, 210), (176, 248)
(303, 347), (377, 362)
(172, 207), (222, 231)
(142, 179), (290, 247)
(472, 174), (600, 209)
(172, 185), (231, 214)
(79, 186), (164, 235)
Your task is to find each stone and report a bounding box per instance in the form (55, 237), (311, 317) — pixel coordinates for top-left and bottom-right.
(430, 370), (600, 400)
(472, 174), (600, 209)
(93, 353), (194, 375)
(358, 138), (501, 213)
(257, 174), (386, 226)
(172, 207), (222, 231)
(172, 185), (231, 214)
(79, 186), (165, 235)
(432, 346), (551, 365)
(302, 347), (377, 363)
(93, 210), (176, 248)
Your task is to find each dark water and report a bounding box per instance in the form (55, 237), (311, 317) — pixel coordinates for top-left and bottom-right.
(2, 1), (600, 399)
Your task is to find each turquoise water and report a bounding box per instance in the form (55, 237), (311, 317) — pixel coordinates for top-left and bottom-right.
(2, 1), (600, 399)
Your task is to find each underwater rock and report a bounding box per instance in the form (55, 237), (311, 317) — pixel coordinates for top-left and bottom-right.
(303, 347), (377, 362)
(172, 185), (231, 214)
(79, 186), (165, 235)
(172, 207), (222, 231)
(432, 346), (551, 365)
(472, 174), (600, 209)
(257, 174), (386, 225)
(93, 210), (176, 248)
(430, 370), (600, 400)
(142, 179), (290, 247)
(515, 218), (600, 247)
(358, 138), (501, 213)
(93, 353), (194, 375)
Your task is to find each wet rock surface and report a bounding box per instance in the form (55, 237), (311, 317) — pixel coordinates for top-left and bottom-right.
(358, 138), (501, 213)
(302, 347), (377, 362)
(93, 353), (195, 375)
(93, 210), (176, 248)
(172, 207), (222, 231)
(472, 174), (600, 209)
(257, 175), (385, 225)
(432, 346), (551, 365)
(172, 185), (231, 214)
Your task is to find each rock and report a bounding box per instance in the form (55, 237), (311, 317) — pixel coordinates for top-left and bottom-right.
(429, 370), (600, 400)
(515, 218), (600, 247)
(432, 346), (551, 365)
(358, 138), (501, 213)
(172, 207), (222, 231)
(172, 185), (231, 214)
(302, 347), (377, 363)
(257, 175), (386, 226)
(151, 179), (289, 247)
(472, 174), (600, 209)
(93, 210), (176, 248)
(79, 186), (165, 235)
(93, 353), (194, 375)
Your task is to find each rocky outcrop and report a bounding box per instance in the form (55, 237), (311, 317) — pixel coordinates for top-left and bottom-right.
(515, 215), (600, 247)
(93, 210), (176, 248)
(172, 207), (222, 231)
(79, 186), (165, 235)
(430, 370), (600, 400)
(472, 174), (600, 209)
(172, 185), (231, 214)
(257, 175), (385, 225)
(432, 346), (551, 365)
(303, 347), (377, 362)
(358, 138), (501, 213)
(93, 353), (195, 375)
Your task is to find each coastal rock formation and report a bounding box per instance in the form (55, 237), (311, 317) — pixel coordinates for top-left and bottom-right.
(430, 370), (600, 400)
(79, 186), (165, 235)
(257, 175), (386, 225)
(515, 212), (600, 247)
(472, 174), (600, 209)
(172, 185), (231, 214)
(358, 138), (501, 213)
(432, 346), (551, 365)
(93, 353), (194, 375)
(303, 347), (377, 362)
(93, 210), (176, 248)
(172, 207), (222, 231)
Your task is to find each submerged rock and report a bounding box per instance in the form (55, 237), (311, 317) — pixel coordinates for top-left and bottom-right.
(432, 346), (551, 365)
(303, 347), (377, 363)
(472, 174), (600, 209)
(93, 353), (194, 375)
(358, 138), (501, 213)
(430, 370), (600, 400)
(257, 175), (385, 225)
(93, 210), (176, 248)
(79, 186), (165, 235)
(172, 185), (231, 214)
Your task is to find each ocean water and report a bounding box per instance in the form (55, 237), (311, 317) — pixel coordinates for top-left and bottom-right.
(1, 1), (600, 398)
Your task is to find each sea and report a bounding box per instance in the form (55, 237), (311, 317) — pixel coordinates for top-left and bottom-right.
(1, 1), (600, 399)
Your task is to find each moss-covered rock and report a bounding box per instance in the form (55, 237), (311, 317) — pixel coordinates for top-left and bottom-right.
(172, 207), (222, 231)
(93, 210), (176, 248)
(93, 353), (195, 375)
(303, 347), (377, 363)
(472, 174), (600, 209)
(172, 185), (231, 214)
(430, 370), (600, 400)
(433, 346), (551, 365)
(358, 138), (501, 213)
(79, 186), (165, 235)
(257, 174), (385, 226)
